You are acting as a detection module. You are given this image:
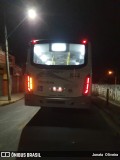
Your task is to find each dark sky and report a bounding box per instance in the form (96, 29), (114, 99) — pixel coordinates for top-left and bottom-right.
(0, 0), (120, 82)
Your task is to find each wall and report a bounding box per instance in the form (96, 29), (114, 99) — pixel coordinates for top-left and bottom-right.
(92, 84), (120, 104)
(0, 48), (24, 95)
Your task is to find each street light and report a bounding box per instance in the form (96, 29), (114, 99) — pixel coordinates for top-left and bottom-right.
(28, 9), (37, 19)
(5, 9), (37, 101)
(107, 70), (117, 85)
(108, 70), (113, 76)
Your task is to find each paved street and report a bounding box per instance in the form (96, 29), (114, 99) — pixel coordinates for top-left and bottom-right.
(0, 100), (40, 152)
(18, 104), (120, 151)
(0, 99), (120, 159)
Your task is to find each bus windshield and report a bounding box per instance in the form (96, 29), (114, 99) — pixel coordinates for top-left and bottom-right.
(33, 43), (86, 66)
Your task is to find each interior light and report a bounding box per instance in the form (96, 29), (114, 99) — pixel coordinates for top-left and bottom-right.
(41, 55), (48, 62)
(51, 43), (66, 52)
(80, 45), (85, 55)
(75, 62), (80, 65)
(34, 45), (42, 56)
(46, 61), (52, 65)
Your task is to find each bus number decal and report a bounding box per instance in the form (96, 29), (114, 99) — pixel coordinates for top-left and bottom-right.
(70, 73), (80, 78)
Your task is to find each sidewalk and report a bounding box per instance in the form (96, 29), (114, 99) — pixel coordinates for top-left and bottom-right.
(0, 93), (24, 106)
(98, 96), (120, 108)
(92, 95), (120, 127)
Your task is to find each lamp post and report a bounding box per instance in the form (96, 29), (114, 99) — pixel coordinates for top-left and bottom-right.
(107, 69), (117, 101)
(106, 70), (114, 105)
(5, 25), (11, 100)
(4, 9), (37, 101)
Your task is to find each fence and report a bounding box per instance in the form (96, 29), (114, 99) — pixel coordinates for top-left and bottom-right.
(92, 84), (120, 104)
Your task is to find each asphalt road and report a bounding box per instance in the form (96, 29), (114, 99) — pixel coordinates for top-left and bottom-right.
(0, 99), (120, 159)
(0, 100), (40, 152)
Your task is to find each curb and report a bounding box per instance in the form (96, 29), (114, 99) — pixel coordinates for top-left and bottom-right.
(0, 97), (24, 107)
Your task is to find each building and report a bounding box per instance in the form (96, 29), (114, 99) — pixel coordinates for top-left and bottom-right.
(0, 47), (23, 96)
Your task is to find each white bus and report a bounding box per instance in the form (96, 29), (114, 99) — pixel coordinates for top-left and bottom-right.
(25, 39), (92, 108)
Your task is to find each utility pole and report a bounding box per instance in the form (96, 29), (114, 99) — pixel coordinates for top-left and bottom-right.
(3, 8), (37, 101)
(5, 25), (11, 101)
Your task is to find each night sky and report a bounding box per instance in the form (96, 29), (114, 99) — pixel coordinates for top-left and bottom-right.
(0, 0), (120, 82)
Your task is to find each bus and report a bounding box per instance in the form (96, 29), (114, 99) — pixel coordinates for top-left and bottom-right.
(25, 39), (92, 108)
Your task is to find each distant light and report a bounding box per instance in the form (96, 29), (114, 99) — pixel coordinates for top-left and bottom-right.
(108, 70), (113, 75)
(28, 9), (37, 19)
(51, 43), (66, 52)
